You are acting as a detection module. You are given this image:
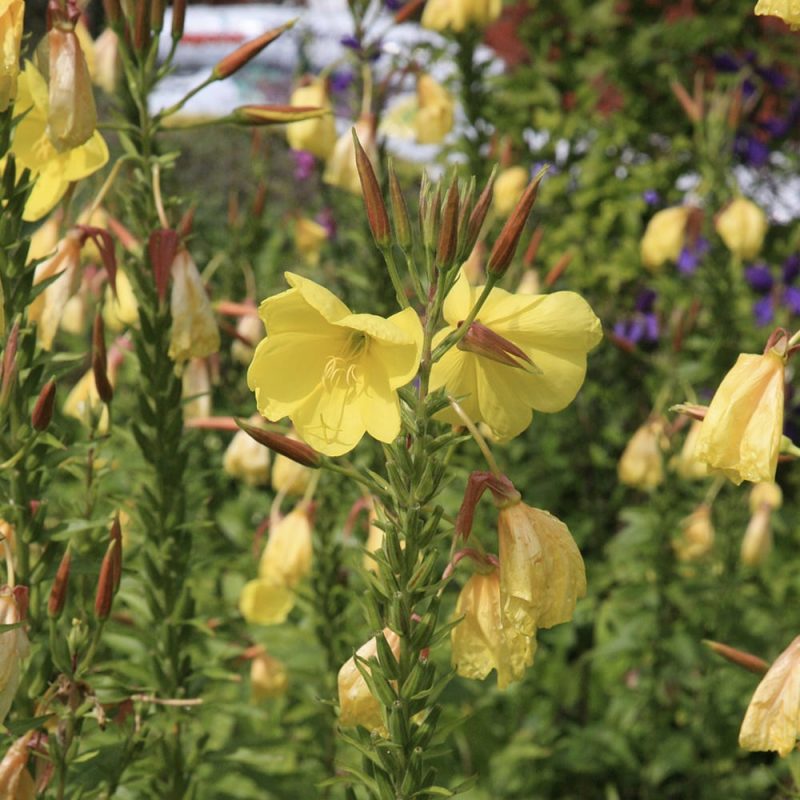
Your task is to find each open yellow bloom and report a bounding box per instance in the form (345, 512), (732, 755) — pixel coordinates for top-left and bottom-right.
(640, 206), (689, 271)
(618, 418), (666, 490)
(755, 0), (800, 29)
(498, 499), (586, 637)
(0, 587), (28, 726)
(430, 268), (602, 442)
(11, 62), (108, 222)
(716, 197), (768, 260)
(694, 350), (785, 485)
(415, 74), (454, 145)
(0, 0), (23, 112)
(248, 273), (423, 457)
(740, 635), (800, 757)
(286, 79), (336, 159)
(451, 570), (535, 689)
(422, 0), (502, 32)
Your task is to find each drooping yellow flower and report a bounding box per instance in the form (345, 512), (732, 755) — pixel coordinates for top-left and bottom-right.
(0, 732), (35, 800)
(248, 272), (423, 457)
(294, 217), (328, 266)
(618, 418), (666, 490)
(716, 197), (768, 260)
(640, 206), (690, 271)
(415, 74), (454, 145)
(10, 62), (108, 222)
(694, 350), (785, 485)
(250, 649), (289, 700)
(92, 28), (120, 95)
(755, 0), (800, 29)
(673, 503), (714, 561)
(0, 0), (24, 112)
(338, 628), (400, 732)
(451, 569), (535, 689)
(168, 248), (220, 365)
(181, 358), (212, 420)
(430, 268), (602, 442)
(740, 635), (800, 757)
(741, 481), (782, 566)
(672, 420), (710, 480)
(223, 416), (271, 486)
(493, 166), (529, 217)
(0, 587), (28, 726)
(271, 430), (313, 494)
(497, 499), (586, 637)
(286, 78), (336, 159)
(422, 0), (502, 32)
(63, 367), (112, 434)
(102, 268), (139, 332)
(323, 115), (376, 196)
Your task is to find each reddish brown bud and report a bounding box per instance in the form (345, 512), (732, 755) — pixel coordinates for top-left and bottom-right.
(177, 207), (195, 240)
(150, 0), (167, 34)
(94, 541), (117, 621)
(134, 0), (150, 52)
(77, 225), (117, 294)
(171, 0), (187, 40)
(544, 251), (572, 287)
(704, 640), (768, 675)
(252, 180), (267, 218)
(48, 548), (72, 618)
(213, 20), (296, 80)
(435, 180), (460, 269)
(235, 420), (321, 468)
(388, 164), (411, 250)
(109, 513), (122, 592)
(463, 168), (496, 258)
(523, 226), (544, 268)
(148, 229), (179, 302)
(0, 320), (20, 406)
(455, 471), (519, 540)
(487, 170), (545, 278)
(102, 0), (123, 28)
(457, 321), (541, 372)
(31, 379), (57, 431)
(92, 312), (113, 404)
(353, 130), (390, 248)
(394, 0), (425, 23)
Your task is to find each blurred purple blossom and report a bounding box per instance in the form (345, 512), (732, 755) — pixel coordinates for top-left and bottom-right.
(734, 135), (770, 168)
(634, 288), (657, 313)
(292, 150), (316, 181)
(340, 35), (361, 50)
(614, 289), (659, 347)
(744, 263), (774, 294)
(384, 0), (404, 8)
(784, 286), (800, 315)
(316, 208), (337, 240)
(330, 70), (354, 93)
(677, 237), (710, 275)
(753, 296), (775, 326)
(784, 254), (800, 284)
(642, 189), (660, 206)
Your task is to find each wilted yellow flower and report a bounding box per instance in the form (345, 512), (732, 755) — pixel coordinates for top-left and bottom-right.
(618, 418), (666, 490)
(64, 367), (112, 434)
(498, 499), (586, 637)
(740, 482), (782, 566)
(168, 248), (220, 364)
(716, 198), (768, 260)
(750, 481), (783, 512)
(60, 287), (88, 334)
(181, 358), (212, 420)
(248, 272), (423, 456)
(640, 206), (690, 271)
(695, 350), (785, 485)
(286, 78), (336, 159)
(231, 312), (263, 365)
(755, 0), (800, 26)
(422, 0), (502, 32)
(0, 733), (35, 800)
(323, 115), (376, 196)
(430, 268), (602, 442)
(415, 74), (454, 145)
(11, 62), (108, 221)
(250, 649), (289, 700)
(493, 166), (529, 216)
(271, 430), (313, 494)
(673, 504), (714, 561)
(338, 628), (400, 731)
(27, 215), (60, 263)
(451, 570), (535, 689)
(0, 0), (23, 112)
(92, 28), (120, 94)
(102, 269), (139, 332)
(0, 587), (29, 726)
(672, 420), (710, 480)
(740, 635), (800, 756)
(294, 217), (328, 266)
(223, 416), (271, 486)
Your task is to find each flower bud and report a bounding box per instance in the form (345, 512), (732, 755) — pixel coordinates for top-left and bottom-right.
(0, 732), (35, 799)
(618, 418), (666, 490)
(171, 0), (186, 39)
(741, 505), (773, 567)
(0, 586), (29, 725)
(640, 207), (690, 271)
(673, 503), (714, 561)
(493, 166), (528, 216)
(250, 649), (289, 700)
(750, 481), (782, 512)
(461, 169), (495, 260)
(238, 423), (321, 472)
(324, 115), (376, 196)
(388, 163), (412, 250)
(213, 20), (295, 80)
(48, 547), (72, 619)
(422, 0), (502, 32)
(0, 0), (23, 112)
(704, 640), (768, 675)
(92, 312), (113, 405)
(92, 28), (120, 94)
(415, 74), (454, 145)
(436, 180), (460, 269)
(47, 25), (97, 151)
(716, 198), (768, 260)
(181, 358), (212, 420)
(64, 368), (112, 434)
(353, 129), (390, 248)
(231, 312), (262, 365)
(31, 379), (56, 431)
(223, 415), (271, 486)
(94, 540), (117, 620)
(103, 268), (138, 332)
(286, 78), (337, 159)
(148, 228), (179, 303)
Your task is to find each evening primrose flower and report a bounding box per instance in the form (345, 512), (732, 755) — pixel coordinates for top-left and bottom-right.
(323, 115), (376, 196)
(415, 74), (454, 145)
(493, 166), (529, 216)
(694, 349), (786, 485)
(64, 367), (112, 434)
(640, 206), (690, 271)
(286, 78), (336, 159)
(223, 415), (271, 486)
(294, 217), (328, 266)
(740, 635), (800, 757)
(673, 503), (714, 561)
(248, 272), (423, 457)
(429, 268), (601, 442)
(10, 62), (108, 222)
(0, 0), (24, 112)
(272, 430), (313, 494)
(716, 198), (768, 260)
(451, 569), (535, 689)
(618, 418), (666, 490)
(250, 649), (289, 700)
(102, 268), (138, 332)
(755, 0), (800, 29)
(422, 0), (502, 32)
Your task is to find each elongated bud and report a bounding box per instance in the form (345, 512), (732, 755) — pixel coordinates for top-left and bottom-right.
(236, 420), (321, 468)
(353, 130), (390, 248)
(150, 0), (167, 34)
(92, 312), (113, 404)
(213, 20), (296, 80)
(544, 251), (572, 287)
(487, 169), (545, 278)
(94, 541), (117, 621)
(0, 320), (19, 406)
(171, 0), (187, 40)
(109, 513), (122, 591)
(31, 379), (56, 431)
(77, 225), (117, 294)
(231, 104), (328, 126)
(102, 0), (123, 28)
(388, 163), (411, 250)
(177, 207), (195, 239)
(423, 185), (440, 252)
(148, 229), (179, 302)
(48, 548), (72, 618)
(252, 180), (267, 218)
(435, 180), (460, 269)
(458, 322), (541, 372)
(704, 640), (768, 675)
(455, 177), (476, 259)
(463, 168), (496, 258)
(133, 0), (150, 52)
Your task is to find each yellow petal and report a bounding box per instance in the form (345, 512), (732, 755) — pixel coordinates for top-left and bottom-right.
(258, 506), (313, 587)
(429, 332), (482, 427)
(239, 579), (295, 626)
(284, 271), (352, 323)
(441, 268), (473, 326)
(359, 360), (401, 444)
(291, 380), (365, 457)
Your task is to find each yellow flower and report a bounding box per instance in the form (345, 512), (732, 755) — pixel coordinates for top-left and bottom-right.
(338, 628), (400, 731)
(250, 649), (289, 701)
(493, 166), (529, 216)
(672, 420), (710, 480)
(0, 0), (24, 112)
(640, 206), (690, 271)
(0, 733), (36, 800)
(286, 79), (336, 159)
(0, 587), (28, 726)
(451, 569), (535, 689)
(740, 635), (800, 757)
(247, 272), (423, 457)
(673, 503), (714, 561)
(618, 418), (666, 490)
(715, 197), (768, 260)
(422, 0), (502, 32)
(92, 28), (120, 95)
(168, 248), (220, 365)
(11, 62), (108, 222)
(323, 115), (376, 196)
(294, 217), (328, 266)
(694, 350), (785, 485)
(102, 268), (139, 332)
(755, 0), (800, 28)
(740, 482), (782, 566)
(64, 367), (112, 434)
(497, 499), (586, 637)
(271, 430), (313, 494)
(223, 416), (271, 486)
(181, 358), (212, 420)
(415, 74), (454, 145)
(430, 268), (602, 442)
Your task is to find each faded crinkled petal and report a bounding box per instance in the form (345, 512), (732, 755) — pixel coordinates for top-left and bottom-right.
(239, 579), (295, 626)
(258, 507), (313, 587)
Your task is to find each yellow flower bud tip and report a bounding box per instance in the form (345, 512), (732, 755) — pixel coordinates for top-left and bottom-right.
(233, 104), (329, 126)
(740, 635), (800, 757)
(704, 640), (768, 676)
(755, 0), (800, 28)
(740, 504), (774, 567)
(0, 586), (29, 726)
(338, 629), (400, 731)
(618, 418), (667, 491)
(212, 20), (296, 80)
(694, 351), (785, 485)
(673, 504), (714, 562)
(640, 206), (690, 271)
(452, 570), (535, 689)
(715, 197), (768, 260)
(498, 500), (586, 636)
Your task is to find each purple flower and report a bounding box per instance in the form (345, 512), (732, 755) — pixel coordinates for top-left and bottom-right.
(642, 189), (660, 206)
(385, 0), (404, 8)
(634, 288), (657, 313)
(753, 296), (775, 326)
(784, 286), (800, 315)
(340, 35), (361, 50)
(734, 135), (771, 168)
(677, 237), (710, 275)
(316, 208), (337, 240)
(744, 264), (774, 294)
(713, 53), (741, 72)
(784, 255), (800, 285)
(330, 70), (353, 94)
(643, 312), (659, 341)
(755, 65), (787, 90)
(292, 150), (316, 181)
